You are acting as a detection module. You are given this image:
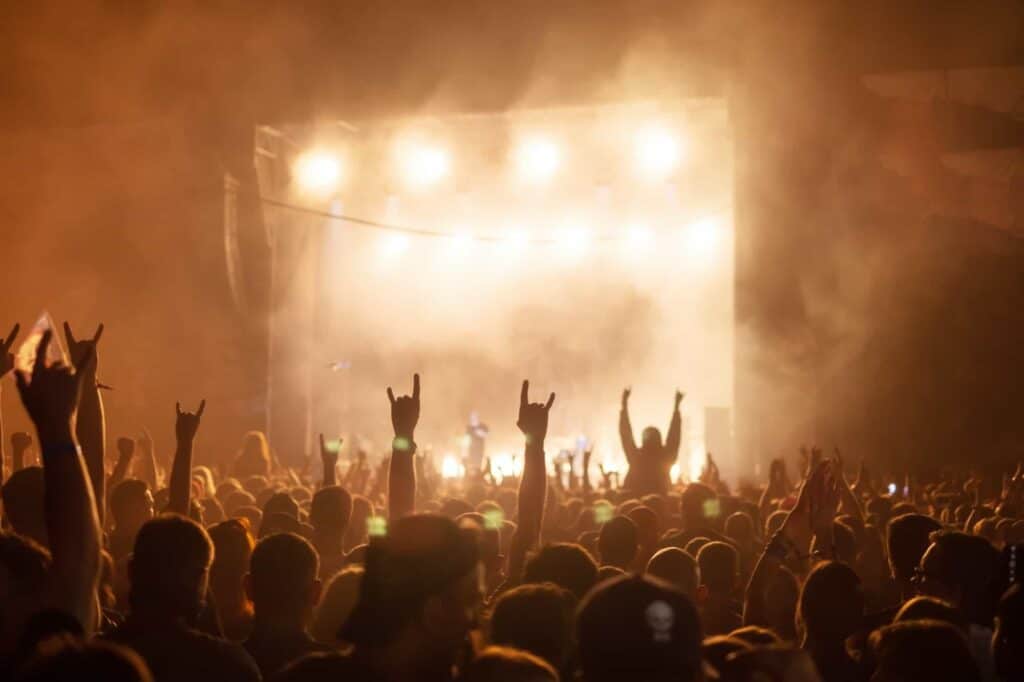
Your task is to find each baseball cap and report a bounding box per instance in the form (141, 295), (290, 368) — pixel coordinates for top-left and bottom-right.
(577, 573), (703, 682)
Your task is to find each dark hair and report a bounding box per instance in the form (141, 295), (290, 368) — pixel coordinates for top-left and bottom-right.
(460, 646), (558, 682)
(109, 480), (150, 525)
(696, 541), (737, 595)
(0, 532), (51, 598)
(490, 583), (575, 669)
(249, 532), (319, 613)
(870, 620), (980, 682)
(2, 467), (46, 545)
(798, 561), (863, 644)
(523, 543), (598, 601)
(680, 482), (717, 529)
(724, 512), (755, 544)
(130, 515), (213, 616)
(924, 531), (1001, 627)
(646, 547), (700, 600)
(310, 486), (352, 533)
(597, 516), (638, 569)
(263, 492), (299, 520)
(15, 637), (152, 682)
(887, 513), (942, 583)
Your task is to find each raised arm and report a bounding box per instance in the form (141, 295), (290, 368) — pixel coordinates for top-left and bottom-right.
(506, 380), (555, 584)
(167, 400), (205, 516)
(107, 437), (136, 491)
(135, 428), (160, 491)
(619, 388), (638, 463)
(318, 433), (340, 488)
(664, 390), (683, 462)
(387, 373), (420, 520)
(0, 324), (18, 487)
(15, 330), (101, 632)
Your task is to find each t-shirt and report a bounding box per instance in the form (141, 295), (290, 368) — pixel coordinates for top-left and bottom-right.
(105, 619), (261, 682)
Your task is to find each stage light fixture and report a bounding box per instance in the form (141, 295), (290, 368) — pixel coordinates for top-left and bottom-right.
(634, 126), (683, 180)
(399, 143), (451, 189)
(514, 136), (561, 184)
(294, 150), (342, 193)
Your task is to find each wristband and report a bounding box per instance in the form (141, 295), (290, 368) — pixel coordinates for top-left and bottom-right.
(392, 437), (417, 454)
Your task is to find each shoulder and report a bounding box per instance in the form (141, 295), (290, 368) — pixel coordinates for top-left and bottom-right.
(272, 651), (375, 682)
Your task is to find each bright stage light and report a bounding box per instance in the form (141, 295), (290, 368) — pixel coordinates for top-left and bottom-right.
(399, 143), (451, 189)
(294, 150), (342, 193)
(379, 233), (410, 259)
(670, 462), (681, 484)
(686, 217), (720, 264)
(634, 126), (683, 180)
(441, 454), (465, 479)
(556, 224), (591, 258)
(624, 223), (654, 254)
(688, 444), (706, 483)
(514, 136), (561, 184)
(498, 228), (529, 258)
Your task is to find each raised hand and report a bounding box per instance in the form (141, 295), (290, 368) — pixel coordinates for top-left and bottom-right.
(62, 322), (103, 375)
(1, 324), (19, 377)
(387, 373), (420, 444)
(116, 436), (135, 460)
(14, 330), (92, 442)
(319, 433), (341, 486)
(174, 400), (206, 443)
(674, 390), (685, 408)
(517, 380), (555, 446)
(621, 387), (631, 409)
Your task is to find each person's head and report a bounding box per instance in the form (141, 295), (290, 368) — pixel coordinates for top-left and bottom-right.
(0, 533), (51, 656)
(259, 511), (302, 539)
(641, 426), (663, 451)
(680, 483), (718, 531)
(246, 532), (321, 627)
(646, 548), (701, 602)
(916, 531), (1001, 627)
(798, 561), (863, 646)
(628, 506), (660, 549)
(489, 583), (575, 671)
(15, 637), (153, 682)
(109, 479), (154, 533)
(223, 489), (256, 519)
(894, 596), (967, 631)
(994, 583), (1024, 681)
(311, 566), (363, 644)
(597, 516), (638, 570)
(577, 574), (702, 682)
(309, 486), (352, 537)
(724, 512), (755, 547)
(240, 431), (270, 466)
(2, 467), (47, 547)
(887, 513), (942, 596)
(207, 519), (254, 596)
(263, 491), (299, 520)
(523, 543), (598, 601)
(869, 620), (980, 682)
(696, 541), (737, 597)
(342, 514), (481, 670)
(461, 646), (558, 682)
(129, 515), (213, 622)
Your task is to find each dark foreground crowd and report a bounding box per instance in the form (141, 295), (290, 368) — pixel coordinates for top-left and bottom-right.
(1, 323), (1023, 682)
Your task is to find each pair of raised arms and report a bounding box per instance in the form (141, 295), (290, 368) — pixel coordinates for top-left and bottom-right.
(382, 374), (556, 447)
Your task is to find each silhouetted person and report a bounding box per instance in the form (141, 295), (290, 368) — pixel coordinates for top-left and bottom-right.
(577, 574), (702, 682)
(309, 486), (352, 580)
(489, 583), (574, 676)
(619, 389), (682, 496)
(207, 519), (255, 642)
(522, 543), (598, 602)
(280, 514), (481, 682)
(108, 479), (154, 562)
(233, 432), (271, 481)
(1, 467), (47, 548)
(15, 637), (153, 682)
(646, 547), (701, 602)
(243, 533), (332, 677)
(597, 515), (638, 570)
(798, 561), (864, 682)
(459, 646), (558, 682)
(869, 620), (980, 682)
(106, 515), (260, 682)
(887, 513), (941, 602)
(310, 566), (362, 645)
(697, 541), (742, 635)
(994, 583), (1024, 682)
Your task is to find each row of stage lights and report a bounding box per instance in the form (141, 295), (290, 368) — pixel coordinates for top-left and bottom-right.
(293, 124), (686, 194)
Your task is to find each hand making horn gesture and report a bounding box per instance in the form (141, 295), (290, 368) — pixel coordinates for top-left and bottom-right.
(387, 373), (420, 448)
(175, 399), (206, 443)
(63, 322), (104, 375)
(517, 380), (555, 447)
